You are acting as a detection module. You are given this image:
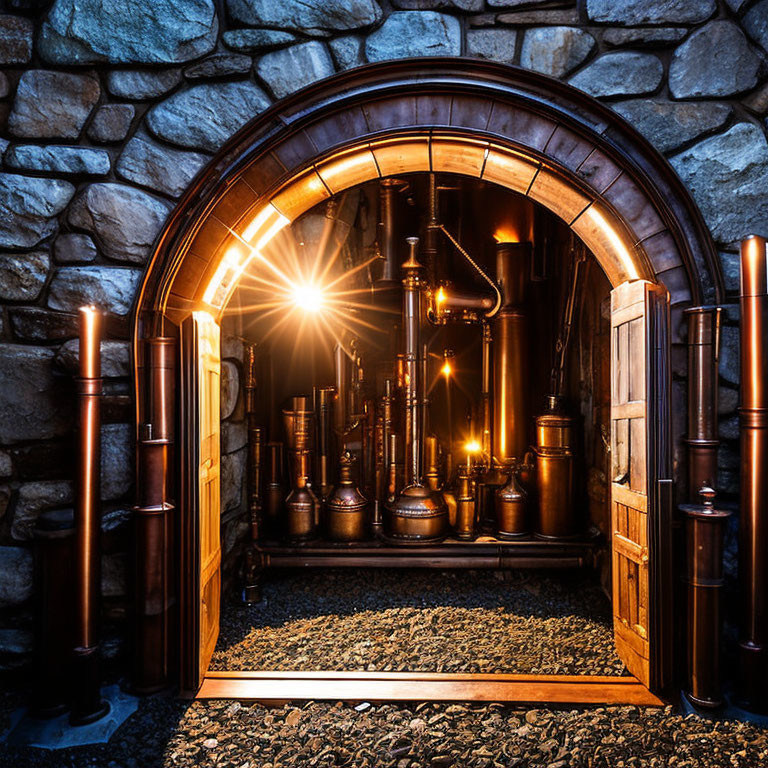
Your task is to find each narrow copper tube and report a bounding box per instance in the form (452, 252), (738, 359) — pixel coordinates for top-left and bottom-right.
(738, 234), (768, 711)
(72, 306), (107, 724)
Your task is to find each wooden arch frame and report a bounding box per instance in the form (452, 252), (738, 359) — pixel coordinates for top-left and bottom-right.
(131, 59), (722, 703)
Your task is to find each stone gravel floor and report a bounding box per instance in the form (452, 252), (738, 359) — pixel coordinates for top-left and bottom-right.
(211, 568), (627, 676)
(2, 692), (768, 767)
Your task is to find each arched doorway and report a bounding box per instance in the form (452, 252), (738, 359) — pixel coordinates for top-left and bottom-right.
(131, 59), (722, 700)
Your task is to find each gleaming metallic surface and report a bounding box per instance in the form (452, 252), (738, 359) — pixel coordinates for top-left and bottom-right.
(680, 487), (731, 709)
(534, 398), (576, 540)
(454, 467), (476, 541)
(684, 307), (721, 497)
(738, 235), (768, 711)
(492, 243), (531, 466)
(73, 307), (108, 723)
(326, 451), (369, 542)
(264, 442), (284, 536)
(496, 462), (528, 539)
(314, 386), (336, 501)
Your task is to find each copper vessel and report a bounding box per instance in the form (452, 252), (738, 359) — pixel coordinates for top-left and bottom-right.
(680, 487), (731, 709)
(386, 237), (448, 543)
(684, 306), (721, 497)
(496, 461), (528, 539)
(492, 242), (531, 465)
(326, 451), (369, 541)
(263, 441), (284, 536)
(285, 470), (318, 542)
(454, 467), (476, 541)
(738, 234), (768, 710)
(534, 396), (576, 539)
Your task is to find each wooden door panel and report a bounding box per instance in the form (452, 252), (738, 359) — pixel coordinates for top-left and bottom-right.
(180, 311), (222, 693)
(610, 280), (671, 691)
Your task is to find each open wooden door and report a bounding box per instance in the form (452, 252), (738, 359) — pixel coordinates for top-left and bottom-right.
(610, 280), (673, 692)
(179, 311), (221, 693)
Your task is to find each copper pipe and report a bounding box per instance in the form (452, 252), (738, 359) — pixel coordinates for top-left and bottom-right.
(492, 243), (531, 465)
(378, 178), (401, 286)
(133, 335), (176, 695)
(685, 307), (721, 497)
(680, 487), (731, 709)
(264, 442), (284, 535)
(403, 237), (423, 486)
(739, 234), (768, 710)
(334, 342), (350, 438)
(72, 306), (108, 724)
(387, 432), (400, 502)
(424, 435), (440, 491)
(361, 399), (376, 500)
(314, 386), (335, 501)
(454, 467), (475, 541)
(481, 323), (492, 463)
(248, 427), (263, 541)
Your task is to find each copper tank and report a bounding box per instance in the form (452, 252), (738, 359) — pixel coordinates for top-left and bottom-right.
(534, 396), (576, 539)
(496, 461), (528, 539)
(454, 467), (476, 541)
(326, 451), (368, 542)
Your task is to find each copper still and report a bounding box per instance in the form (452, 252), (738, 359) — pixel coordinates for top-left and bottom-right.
(326, 451), (368, 541)
(283, 396), (319, 541)
(263, 441), (284, 537)
(454, 466), (476, 541)
(385, 237), (448, 543)
(496, 460), (528, 539)
(680, 486), (731, 710)
(534, 396), (576, 539)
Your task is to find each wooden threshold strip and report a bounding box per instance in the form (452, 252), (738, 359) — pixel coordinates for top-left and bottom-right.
(198, 671), (664, 706)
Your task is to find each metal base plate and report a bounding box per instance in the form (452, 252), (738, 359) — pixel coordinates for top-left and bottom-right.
(2, 685), (138, 750)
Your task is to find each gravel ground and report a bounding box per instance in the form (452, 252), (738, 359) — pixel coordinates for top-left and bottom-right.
(2, 693), (768, 768)
(211, 569), (626, 676)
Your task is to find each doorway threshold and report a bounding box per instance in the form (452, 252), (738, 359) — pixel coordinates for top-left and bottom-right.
(197, 670), (664, 706)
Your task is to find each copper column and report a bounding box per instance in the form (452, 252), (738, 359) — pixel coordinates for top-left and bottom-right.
(72, 306), (108, 724)
(246, 344), (263, 540)
(492, 242), (530, 465)
(739, 234), (768, 710)
(133, 335), (176, 694)
(681, 486), (731, 709)
(684, 307), (721, 496)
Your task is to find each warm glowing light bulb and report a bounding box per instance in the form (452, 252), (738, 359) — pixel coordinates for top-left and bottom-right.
(441, 360), (452, 377)
(435, 286), (447, 312)
(465, 440), (481, 454)
(292, 283), (324, 312)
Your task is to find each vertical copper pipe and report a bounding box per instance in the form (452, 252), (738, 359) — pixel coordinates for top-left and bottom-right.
(481, 322), (492, 464)
(685, 307), (721, 497)
(379, 178), (400, 286)
(492, 243), (531, 465)
(133, 336), (176, 695)
(334, 342), (349, 439)
(387, 432), (400, 502)
(403, 237), (423, 486)
(72, 306), (108, 724)
(739, 234), (768, 710)
(681, 487), (731, 709)
(264, 442), (284, 536)
(246, 345), (262, 540)
(424, 435), (440, 491)
(314, 386), (335, 501)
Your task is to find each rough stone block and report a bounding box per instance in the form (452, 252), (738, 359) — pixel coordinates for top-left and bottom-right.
(146, 81), (271, 152)
(88, 104), (136, 143)
(669, 21), (760, 98)
(0, 250), (50, 301)
(222, 28), (298, 52)
(116, 131), (209, 198)
(12, 480), (73, 541)
(0, 547), (33, 606)
(39, 0), (218, 65)
(0, 15), (34, 65)
(568, 52), (663, 98)
(365, 11), (461, 61)
(0, 173), (74, 249)
(184, 52), (252, 80)
(257, 41), (335, 99)
(47, 266), (142, 315)
(5, 144), (111, 176)
(466, 28), (518, 65)
(107, 68), (182, 100)
(8, 70), (100, 139)
(53, 233), (98, 264)
(586, 0), (716, 24)
(67, 183), (172, 264)
(520, 26), (595, 78)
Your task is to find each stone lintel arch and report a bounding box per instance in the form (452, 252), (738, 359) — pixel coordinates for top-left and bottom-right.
(134, 58), (723, 342)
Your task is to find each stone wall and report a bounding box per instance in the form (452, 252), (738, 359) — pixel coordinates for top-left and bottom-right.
(0, 0), (766, 669)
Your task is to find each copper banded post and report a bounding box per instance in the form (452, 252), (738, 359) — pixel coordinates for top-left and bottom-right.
(684, 307), (721, 497)
(133, 335), (176, 695)
(72, 307), (108, 724)
(738, 235), (768, 710)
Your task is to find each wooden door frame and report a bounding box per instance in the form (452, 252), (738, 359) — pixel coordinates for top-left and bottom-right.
(177, 279), (674, 704)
